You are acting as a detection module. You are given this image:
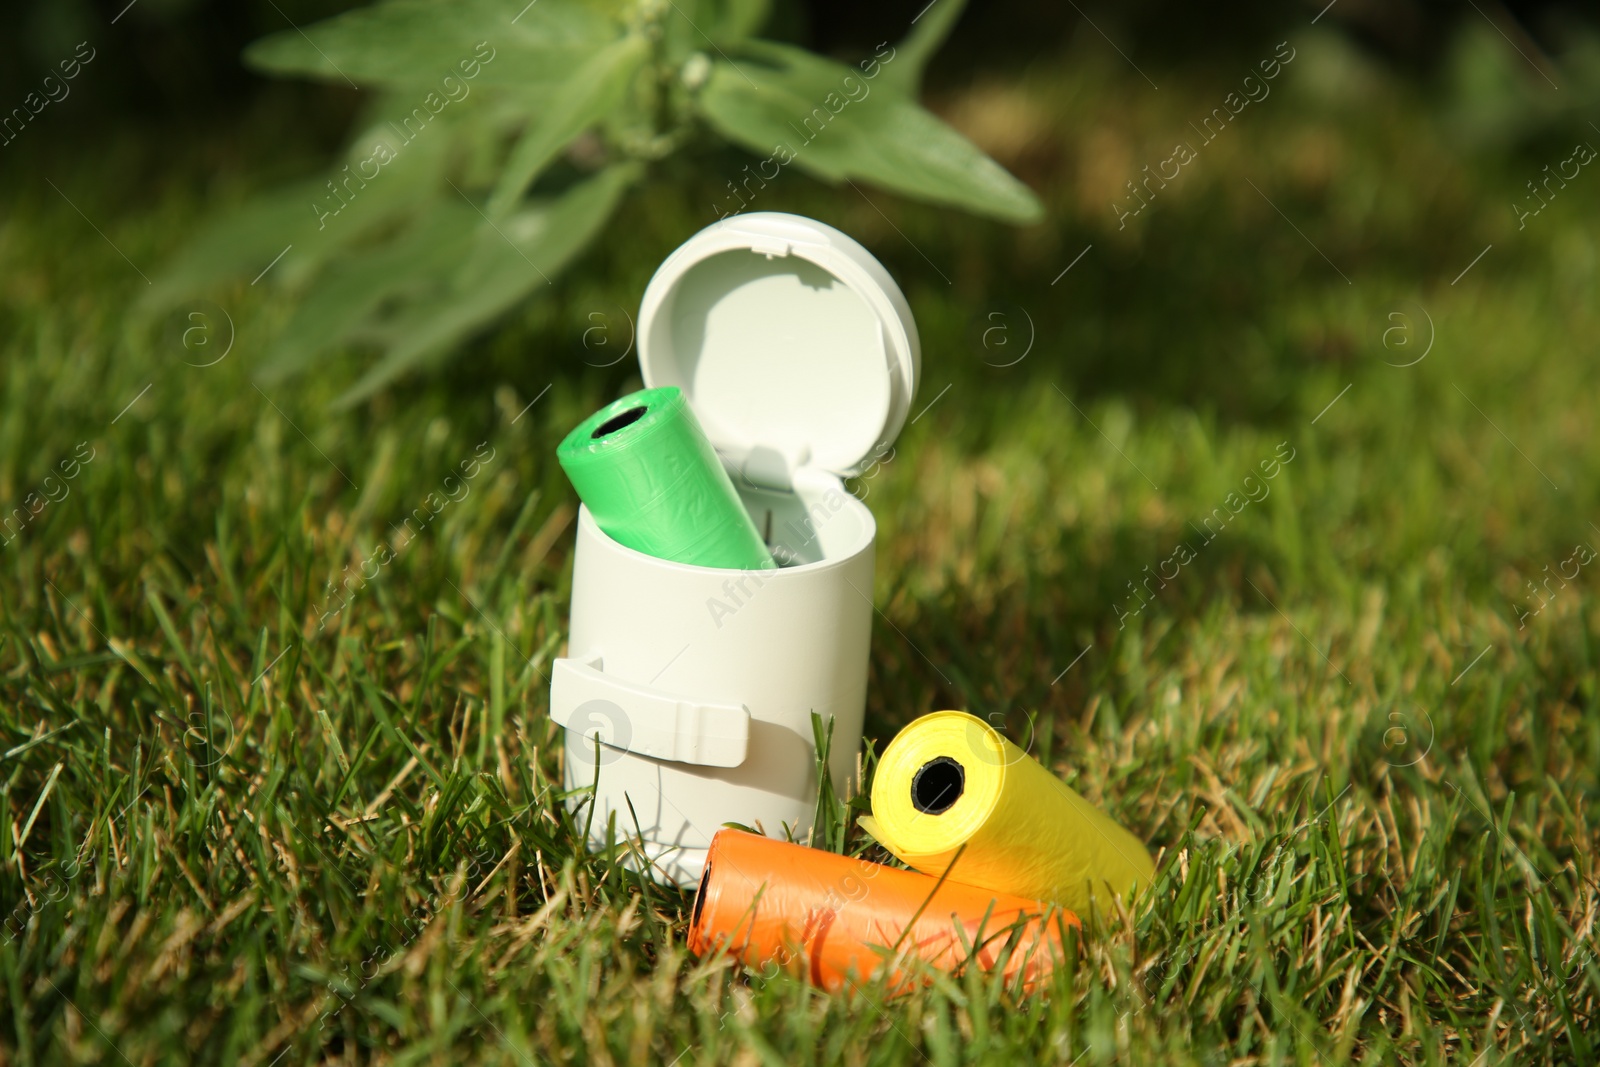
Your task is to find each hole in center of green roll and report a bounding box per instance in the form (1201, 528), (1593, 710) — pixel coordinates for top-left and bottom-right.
(911, 756), (965, 815)
(592, 405), (647, 439)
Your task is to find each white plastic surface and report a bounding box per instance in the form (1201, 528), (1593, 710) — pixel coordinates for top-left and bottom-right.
(550, 654), (750, 768)
(557, 214), (917, 888)
(560, 472), (875, 886)
(636, 212), (920, 486)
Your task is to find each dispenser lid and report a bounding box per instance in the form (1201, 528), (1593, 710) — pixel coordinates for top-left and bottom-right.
(636, 212), (920, 484)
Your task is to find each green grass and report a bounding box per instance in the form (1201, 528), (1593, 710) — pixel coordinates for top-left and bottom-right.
(4, 22), (1600, 1066)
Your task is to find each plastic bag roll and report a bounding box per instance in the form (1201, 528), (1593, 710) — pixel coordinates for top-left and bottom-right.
(556, 386), (775, 570)
(860, 711), (1155, 915)
(688, 828), (1075, 992)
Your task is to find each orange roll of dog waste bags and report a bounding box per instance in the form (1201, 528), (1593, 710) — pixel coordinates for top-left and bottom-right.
(860, 711), (1155, 916)
(687, 829), (1076, 992)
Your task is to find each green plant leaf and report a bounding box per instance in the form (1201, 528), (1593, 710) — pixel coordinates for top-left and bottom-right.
(259, 201), (482, 381)
(875, 0), (967, 97)
(703, 0), (771, 44)
(244, 0), (618, 96)
(654, 0), (767, 66)
(697, 40), (1042, 223)
(142, 114), (453, 312)
(334, 163), (639, 406)
(486, 33), (649, 218)
(167, 0), (1034, 394)
(139, 176), (329, 313)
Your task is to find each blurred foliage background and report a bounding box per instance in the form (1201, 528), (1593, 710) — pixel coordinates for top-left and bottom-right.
(3, 0), (1598, 113)
(4, 0), (1600, 409)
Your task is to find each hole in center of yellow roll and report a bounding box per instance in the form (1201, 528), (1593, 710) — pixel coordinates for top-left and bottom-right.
(592, 405), (648, 439)
(911, 756), (965, 814)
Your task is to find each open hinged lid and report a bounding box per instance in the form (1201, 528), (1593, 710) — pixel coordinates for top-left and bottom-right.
(637, 212), (920, 487)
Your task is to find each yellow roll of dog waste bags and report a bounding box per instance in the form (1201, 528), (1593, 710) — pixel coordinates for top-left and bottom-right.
(860, 711), (1155, 916)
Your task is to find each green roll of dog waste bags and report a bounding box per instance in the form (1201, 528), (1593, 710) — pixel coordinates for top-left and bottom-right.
(557, 387), (776, 570)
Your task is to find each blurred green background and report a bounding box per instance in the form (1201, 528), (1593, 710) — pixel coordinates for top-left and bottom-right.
(4, 1), (1600, 1064)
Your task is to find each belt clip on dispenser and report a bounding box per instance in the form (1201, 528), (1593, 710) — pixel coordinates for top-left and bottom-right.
(549, 213), (921, 886)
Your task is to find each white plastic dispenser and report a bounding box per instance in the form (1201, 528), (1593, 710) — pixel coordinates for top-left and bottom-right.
(549, 212), (921, 887)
